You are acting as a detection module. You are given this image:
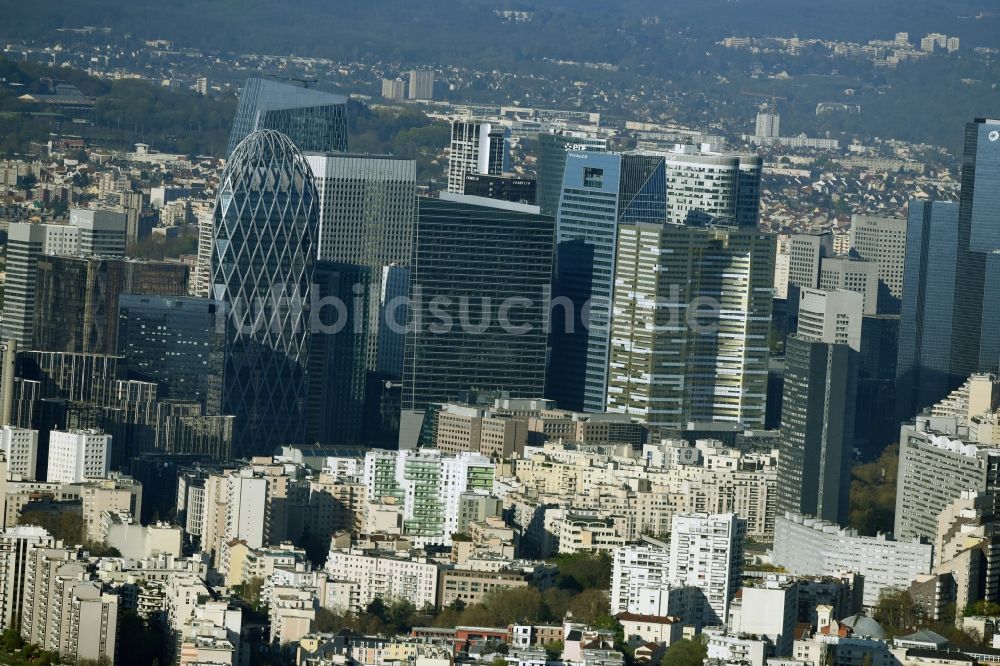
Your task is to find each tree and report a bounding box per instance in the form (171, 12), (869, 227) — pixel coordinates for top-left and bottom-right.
(482, 587), (547, 625)
(568, 588), (611, 625)
(873, 588), (922, 635)
(661, 637), (707, 666)
(549, 551), (612, 591)
(965, 600), (1000, 617)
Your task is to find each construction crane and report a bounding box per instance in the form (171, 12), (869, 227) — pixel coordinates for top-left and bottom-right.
(265, 73), (319, 88)
(739, 90), (787, 111)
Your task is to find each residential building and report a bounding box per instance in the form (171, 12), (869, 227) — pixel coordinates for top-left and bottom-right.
(668, 513), (746, 627)
(381, 78), (405, 101)
(0, 426), (38, 480)
(324, 549), (438, 610)
(46, 429), (111, 483)
(0, 525), (58, 630)
(408, 70), (434, 100)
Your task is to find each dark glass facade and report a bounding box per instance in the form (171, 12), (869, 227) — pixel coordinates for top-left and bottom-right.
(462, 173), (537, 205)
(212, 130), (318, 456)
(117, 295), (224, 414)
(402, 196), (554, 411)
(777, 334), (857, 526)
(896, 200), (959, 421)
(227, 78), (349, 156)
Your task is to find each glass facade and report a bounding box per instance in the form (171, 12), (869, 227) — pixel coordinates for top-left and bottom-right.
(535, 132), (607, 218)
(117, 295), (225, 414)
(227, 78), (348, 156)
(212, 129), (318, 456)
(401, 195), (554, 411)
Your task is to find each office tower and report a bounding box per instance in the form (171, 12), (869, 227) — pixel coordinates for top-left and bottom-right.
(849, 214), (907, 314)
(117, 295), (224, 412)
(407, 70), (434, 100)
(462, 173), (537, 204)
(0, 455), (5, 529)
(381, 78), (405, 101)
(606, 224), (775, 431)
(227, 77), (348, 156)
(787, 231), (834, 293)
(46, 428), (111, 483)
(305, 262), (372, 445)
(401, 195), (553, 415)
(777, 288), (862, 526)
(819, 256), (879, 315)
(535, 131), (608, 217)
(0, 526), (58, 631)
(0, 426), (38, 480)
(304, 153), (416, 267)
(16, 351), (120, 406)
(755, 112), (780, 139)
(212, 130), (318, 456)
(664, 145), (763, 227)
(668, 513), (746, 628)
(951, 118), (1000, 383)
(548, 152), (667, 413)
(446, 121), (510, 194)
(32, 256), (189, 355)
(856, 314), (900, 458)
(897, 201), (960, 419)
(1, 212), (127, 348)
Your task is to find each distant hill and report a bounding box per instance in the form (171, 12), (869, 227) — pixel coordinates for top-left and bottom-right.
(2, 0), (999, 63)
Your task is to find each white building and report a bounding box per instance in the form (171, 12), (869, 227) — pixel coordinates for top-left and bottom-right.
(446, 121), (509, 194)
(0, 525), (58, 630)
(663, 144), (762, 227)
(0, 425), (38, 480)
(773, 512), (932, 608)
(408, 70), (434, 100)
(611, 541), (671, 615)
(727, 578), (798, 657)
(796, 287), (864, 351)
(222, 470), (270, 553)
(668, 513), (746, 628)
(848, 215), (907, 307)
(324, 549), (438, 610)
(819, 257), (879, 316)
(46, 429), (111, 483)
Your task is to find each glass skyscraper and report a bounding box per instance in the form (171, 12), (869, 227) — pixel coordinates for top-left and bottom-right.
(535, 132), (608, 217)
(117, 295), (225, 414)
(896, 200), (959, 421)
(547, 152), (667, 413)
(211, 129), (318, 456)
(401, 194), (554, 413)
(227, 78), (349, 156)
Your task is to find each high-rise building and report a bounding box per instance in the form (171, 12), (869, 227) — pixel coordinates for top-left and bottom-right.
(117, 295), (224, 412)
(191, 207), (215, 298)
(787, 231), (833, 294)
(401, 195), (553, 415)
(0, 426), (38, 480)
(227, 78), (348, 156)
(446, 121), (510, 194)
(0, 525), (58, 631)
(381, 78), (405, 101)
(45, 428), (111, 483)
(606, 223), (775, 431)
(951, 118), (1000, 384)
(897, 201), (960, 420)
(212, 130), (318, 456)
(462, 173), (536, 205)
(535, 131), (608, 217)
(1, 212), (126, 347)
(818, 257), (879, 316)
(755, 112), (780, 139)
(777, 288), (862, 526)
(849, 214), (907, 314)
(304, 153), (417, 266)
(407, 70), (434, 100)
(664, 144), (763, 227)
(32, 256), (189, 355)
(547, 152), (667, 413)
(668, 513), (746, 628)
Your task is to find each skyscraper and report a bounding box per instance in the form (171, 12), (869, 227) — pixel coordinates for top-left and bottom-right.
(211, 130), (318, 456)
(535, 132), (608, 217)
(381, 78), (405, 101)
(668, 513), (746, 628)
(407, 70), (435, 100)
(664, 145), (763, 227)
(446, 121), (510, 194)
(606, 223), (775, 431)
(401, 194), (553, 415)
(117, 295), (224, 413)
(849, 214), (907, 314)
(818, 256), (879, 316)
(755, 112), (781, 139)
(547, 152), (667, 413)
(32, 256), (189, 355)
(951, 118), (1000, 382)
(897, 200), (960, 419)
(777, 288), (862, 526)
(1, 212), (127, 348)
(227, 78), (348, 156)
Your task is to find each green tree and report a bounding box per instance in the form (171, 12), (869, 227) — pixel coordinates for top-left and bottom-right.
(549, 551), (612, 591)
(483, 587), (547, 625)
(965, 600), (1000, 617)
(567, 588), (611, 625)
(661, 637), (707, 666)
(873, 588), (922, 635)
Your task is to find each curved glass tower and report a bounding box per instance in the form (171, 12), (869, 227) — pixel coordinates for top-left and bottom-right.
(211, 129), (318, 455)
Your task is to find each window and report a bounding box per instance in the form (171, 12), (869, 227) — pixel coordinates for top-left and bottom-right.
(583, 167), (604, 189)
